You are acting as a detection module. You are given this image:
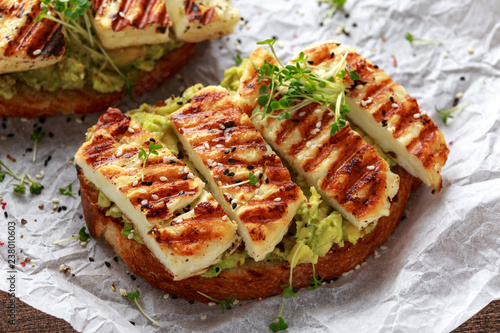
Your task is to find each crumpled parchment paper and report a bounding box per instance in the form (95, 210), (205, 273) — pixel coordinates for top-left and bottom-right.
(1, 0), (499, 332)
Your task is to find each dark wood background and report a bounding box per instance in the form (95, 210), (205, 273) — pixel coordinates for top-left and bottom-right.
(0, 290), (498, 332)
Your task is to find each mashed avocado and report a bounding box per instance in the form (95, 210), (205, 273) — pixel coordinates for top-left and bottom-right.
(201, 250), (248, 277)
(0, 36), (183, 99)
(221, 59), (248, 92)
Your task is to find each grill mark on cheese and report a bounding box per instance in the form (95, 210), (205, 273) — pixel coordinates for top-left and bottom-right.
(93, 0), (171, 33)
(184, 0), (217, 25)
(1, 1), (65, 59)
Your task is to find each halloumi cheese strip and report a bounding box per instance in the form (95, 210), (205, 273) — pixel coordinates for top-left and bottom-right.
(301, 41), (449, 191)
(75, 108), (237, 280)
(92, 0), (172, 49)
(0, 0), (66, 74)
(165, 0), (239, 43)
(170, 86), (305, 261)
(237, 48), (400, 230)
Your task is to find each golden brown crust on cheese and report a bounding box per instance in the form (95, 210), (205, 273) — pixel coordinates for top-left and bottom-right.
(78, 165), (420, 302)
(0, 42), (196, 118)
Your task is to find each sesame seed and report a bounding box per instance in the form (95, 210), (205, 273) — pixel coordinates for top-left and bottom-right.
(299, 112), (306, 117)
(204, 142), (209, 149)
(233, 299), (239, 305)
(443, 51), (449, 58)
(219, 124), (226, 130)
(356, 85), (364, 90)
(163, 294), (170, 299)
(187, 173), (195, 179)
(119, 11), (125, 17)
(33, 49), (42, 56)
(208, 302), (217, 306)
(59, 264), (66, 271)
(200, 315), (207, 320)
(163, 156), (169, 163)
(127, 233), (134, 239)
(355, 264), (360, 270)
(391, 103), (398, 108)
(456, 92), (464, 99)
(367, 165), (375, 170)
(139, 189), (147, 194)
(413, 113), (421, 119)
(222, 216), (227, 221)
(152, 194), (159, 200)
(120, 288), (128, 296)
(306, 141), (312, 148)
(128, 128), (134, 133)
(141, 199), (148, 205)
(132, 180), (138, 186)
(467, 47), (474, 54)
(177, 219), (183, 223)
(52, 198), (59, 204)
(160, 176), (168, 182)
(111, 206), (119, 213)
(274, 197), (281, 202)
(184, 166), (189, 173)
(316, 122), (321, 128)
(374, 250), (381, 258)
(380, 245), (388, 250)
(116, 151), (122, 157)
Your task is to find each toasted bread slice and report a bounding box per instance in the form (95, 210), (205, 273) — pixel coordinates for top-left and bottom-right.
(170, 86), (305, 260)
(92, 0), (172, 49)
(299, 41), (449, 191)
(237, 48), (400, 230)
(0, 0), (65, 74)
(0, 42), (196, 118)
(75, 108), (238, 280)
(165, 0), (239, 42)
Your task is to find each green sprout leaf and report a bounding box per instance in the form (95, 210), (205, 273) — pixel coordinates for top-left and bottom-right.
(248, 172), (259, 185)
(78, 226), (90, 242)
(348, 69), (360, 81)
(30, 182), (43, 195)
(405, 32), (441, 46)
(0, 157), (43, 195)
(269, 299), (288, 332)
(126, 289), (160, 326)
(308, 261), (323, 290)
(234, 53), (243, 65)
(13, 184), (26, 193)
(0, 172), (5, 182)
(318, 0), (347, 22)
(435, 103), (470, 124)
(59, 183), (76, 196)
(138, 140), (163, 182)
(197, 292), (237, 314)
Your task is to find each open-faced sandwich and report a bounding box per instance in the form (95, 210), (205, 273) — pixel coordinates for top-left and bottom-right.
(74, 40), (449, 306)
(0, 0), (239, 118)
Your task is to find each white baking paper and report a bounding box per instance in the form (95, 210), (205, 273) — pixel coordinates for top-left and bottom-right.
(1, 0), (499, 332)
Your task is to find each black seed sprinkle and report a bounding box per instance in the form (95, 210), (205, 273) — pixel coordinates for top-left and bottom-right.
(141, 181), (148, 185)
(353, 22), (357, 27)
(178, 191), (184, 196)
(292, 286), (300, 293)
(113, 256), (118, 262)
(307, 61), (314, 65)
(130, 274), (136, 281)
(259, 173), (263, 179)
(374, 65), (379, 69)
(177, 101), (183, 105)
(247, 165), (255, 170)
(188, 300), (195, 304)
(149, 138), (155, 142)
(232, 202), (237, 209)
(460, 76), (466, 81)
(223, 169), (229, 175)
(7, 133), (14, 138)
(120, 222), (125, 227)
(390, 96), (394, 103)
(382, 110), (386, 116)
(105, 261), (111, 267)
(61, 206), (67, 211)
(265, 178), (270, 183)
(148, 181), (152, 185)
(89, 257), (94, 262)
(330, 52), (335, 58)
(44, 155), (52, 167)
(39, 117), (45, 124)
(228, 172), (235, 177)
(235, 180), (242, 183)
(381, 120), (388, 127)
(130, 321), (135, 326)
(49, 132), (54, 138)
(231, 147), (236, 152)
(292, 119), (299, 122)
(169, 160), (176, 164)
(228, 158), (236, 163)
(57, 207), (62, 213)
(172, 295), (179, 299)
(224, 150), (230, 154)
(183, 174), (188, 180)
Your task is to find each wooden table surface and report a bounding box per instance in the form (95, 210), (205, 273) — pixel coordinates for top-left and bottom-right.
(0, 290), (498, 332)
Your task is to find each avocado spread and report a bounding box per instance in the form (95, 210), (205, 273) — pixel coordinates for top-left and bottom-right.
(91, 59), (389, 276)
(0, 36), (183, 99)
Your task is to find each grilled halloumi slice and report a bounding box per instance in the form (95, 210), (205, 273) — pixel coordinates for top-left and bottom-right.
(0, 0), (66, 74)
(170, 86), (305, 261)
(165, 0), (239, 43)
(75, 108), (238, 280)
(237, 48), (400, 230)
(92, 0), (172, 49)
(300, 41), (449, 191)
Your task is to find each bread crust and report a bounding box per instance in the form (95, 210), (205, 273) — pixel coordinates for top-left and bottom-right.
(78, 165), (420, 302)
(0, 43), (196, 118)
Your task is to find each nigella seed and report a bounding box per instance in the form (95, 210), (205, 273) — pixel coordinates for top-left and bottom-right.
(259, 173), (263, 179)
(130, 275), (136, 281)
(178, 191), (184, 196)
(292, 119), (299, 122)
(105, 261), (111, 267)
(307, 61), (314, 65)
(169, 160), (176, 164)
(177, 101), (183, 105)
(390, 96), (394, 103)
(266, 178), (269, 183)
(223, 169), (229, 175)
(228, 158), (236, 163)
(232, 202), (237, 209)
(381, 120), (388, 127)
(113, 256), (118, 262)
(330, 52), (335, 59)
(130, 321), (135, 326)
(183, 174), (188, 180)
(247, 165), (255, 170)
(228, 172), (235, 177)
(382, 110), (386, 116)
(224, 150), (230, 154)
(141, 181), (148, 185)
(231, 147), (236, 152)
(235, 180), (242, 183)
(89, 257), (94, 262)
(149, 138), (155, 142)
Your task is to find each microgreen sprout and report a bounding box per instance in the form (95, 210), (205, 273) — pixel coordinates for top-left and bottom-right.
(405, 33), (441, 46)
(221, 172), (260, 188)
(35, 0), (135, 95)
(280, 241), (303, 298)
(269, 299), (289, 332)
(138, 140), (163, 182)
(0, 171), (5, 182)
(308, 261), (323, 290)
(31, 128), (44, 163)
(126, 290), (160, 326)
(52, 226), (90, 245)
(59, 183), (76, 196)
(234, 53), (243, 65)
(435, 103), (470, 124)
(0, 156), (43, 195)
(318, 0), (346, 23)
(252, 38), (353, 135)
(197, 292), (237, 314)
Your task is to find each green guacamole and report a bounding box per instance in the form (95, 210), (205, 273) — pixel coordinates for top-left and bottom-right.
(0, 36), (183, 99)
(92, 59), (390, 276)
